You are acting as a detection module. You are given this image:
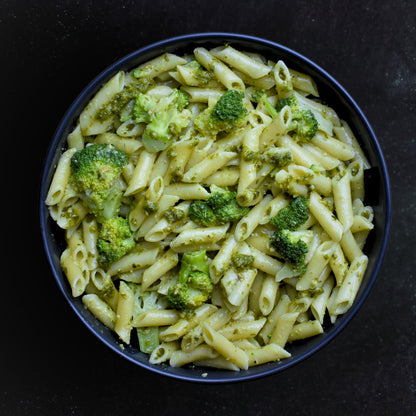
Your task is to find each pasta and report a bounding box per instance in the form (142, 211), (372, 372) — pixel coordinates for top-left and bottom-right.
(46, 44), (374, 372)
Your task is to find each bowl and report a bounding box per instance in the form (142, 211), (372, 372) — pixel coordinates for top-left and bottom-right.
(40, 32), (391, 383)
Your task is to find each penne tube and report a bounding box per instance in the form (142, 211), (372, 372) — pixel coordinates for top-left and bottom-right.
(170, 224), (229, 251)
(235, 193), (273, 241)
(141, 249), (179, 290)
(45, 148), (77, 206)
(296, 240), (337, 291)
(114, 281), (134, 344)
(289, 68), (319, 97)
(311, 276), (335, 324)
(268, 312), (299, 347)
(132, 309), (180, 328)
(329, 243), (349, 286)
(159, 304), (217, 342)
(246, 344), (291, 367)
(60, 248), (89, 297)
(210, 45), (271, 79)
(149, 341), (179, 364)
(311, 133), (355, 161)
(218, 318), (267, 341)
(80, 71), (125, 136)
(107, 245), (161, 276)
(333, 173), (354, 231)
(309, 191), (344, 242)
(273, 60), (293, 95)
(340, 229), (364, 263)
(194, 47), (245, 91)
(259, 275), (279, 315)
(66, 124), (84, 150)
(287, 320), (324, 342)
(181, 309), (232, 352)
(330, 255), (368, 315)
(335, 121), (371, 169)
(169, 345), (218, 368)
(133, 53), (187, 79)
(164, 183), (210, 200)
(124, 150), (157, 196)
(95, 132), (142, 154)
(182, 150), (237, 183)
(82, 294), (116, 330)
(201, 323), (249, 370)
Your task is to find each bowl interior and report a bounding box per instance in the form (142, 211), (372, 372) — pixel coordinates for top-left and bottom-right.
(40, 33), (390, 383)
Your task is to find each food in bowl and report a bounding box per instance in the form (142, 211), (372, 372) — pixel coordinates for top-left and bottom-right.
(45, 43), (375, 371)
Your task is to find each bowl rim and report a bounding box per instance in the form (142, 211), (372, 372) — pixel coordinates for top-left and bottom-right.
(40, 32), (391, 383)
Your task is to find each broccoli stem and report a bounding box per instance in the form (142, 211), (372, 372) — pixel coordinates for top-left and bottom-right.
(260, 94), (278, 118)
(180, 251), (210, 282)
(137, 327), (159, 354)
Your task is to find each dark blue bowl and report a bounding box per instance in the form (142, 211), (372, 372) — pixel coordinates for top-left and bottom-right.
(40, 33), (391, 383)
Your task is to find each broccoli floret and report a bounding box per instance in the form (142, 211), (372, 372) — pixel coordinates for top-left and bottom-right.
(207, 185), (250, 223)
(263, 148), (293, 168)
(189, 200), (216, 226)
(276, 95), (318, 141)
(290, 109), (318, 141)
(194, 90), (248, 135)
(251, 89), (278, 118)
(189, 185), (250, 226)
(270, 229), (309, 267)
(167, 250), (213, 311)
(97, 217), (135, 266)
(133, 89), (192, 152)
(70, 144), (127, 222)
(270, 196), (309, 231)
(275, 96), (294, 112)
(95, 83), (141, 122)
(269, 196), (310, 273)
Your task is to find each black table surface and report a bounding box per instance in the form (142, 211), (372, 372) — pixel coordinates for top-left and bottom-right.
(2, 1), (415, 415)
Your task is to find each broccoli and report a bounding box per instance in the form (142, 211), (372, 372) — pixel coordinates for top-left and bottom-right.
(189, 185), (250, 226)
(70, 144), (127, 222)
(270, 196), (309, 231)
(251, 89), (278, 118)
(269, 196), (310, 273)
(189, 200), (216, 226)
(207, 185), (250, 222)
(270, 229), (309, 271)
(265, 148), (294, 168)
(194, 89), (248, 135)
(97, 217), (135, 266)
(276, 95), (318, 141)
(133, 89), (192, 152)
(95, 83), (141, 122)
(167, 250), (213, 311)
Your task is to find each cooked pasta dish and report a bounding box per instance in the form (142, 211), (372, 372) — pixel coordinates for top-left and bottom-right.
(45, 44), (374, 371)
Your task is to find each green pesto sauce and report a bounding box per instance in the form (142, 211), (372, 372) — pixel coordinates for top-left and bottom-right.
(231, 254), (254, 271)
(143, 200), (159, 215)
(101, 283), (115, 300)
(95, 82), (149, 121)
(164, 207), (185, 223)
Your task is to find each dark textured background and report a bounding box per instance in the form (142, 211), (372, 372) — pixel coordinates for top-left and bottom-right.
(2, 0), (415, 415)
